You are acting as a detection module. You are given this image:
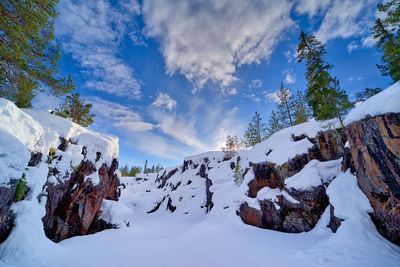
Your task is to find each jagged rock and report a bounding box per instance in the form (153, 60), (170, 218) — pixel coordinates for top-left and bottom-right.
(341, 147), (355, 173)
(156, 168), (178, 188)
(240, 185), (329, 233)
(28, 152), (43, 167)
(327, 204), (344, 233)
(248, 162), (283, 198)
(147, 196), (166, 214)
(166, 197), (176, 212)
(42, 157), (119, 242)
(346, 113), (400, 245)
(0, 181), (17, 243)
(205, 176), (213, 212)
(317, 129), (345, 161)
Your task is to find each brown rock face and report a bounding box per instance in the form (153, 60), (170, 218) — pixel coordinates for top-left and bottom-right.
(346, 113), (400, 245)
(239, 185), (329, 233)
(42, 158), (119, 242)
(248, 162), (284, 198)
(242, 127), (346, 233)
(0, 181), (17, 243)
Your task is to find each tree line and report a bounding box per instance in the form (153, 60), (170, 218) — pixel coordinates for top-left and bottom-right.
(119, 160), (164, 177)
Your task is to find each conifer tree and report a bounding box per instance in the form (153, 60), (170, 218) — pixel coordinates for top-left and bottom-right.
(144, 161), (148, 174)
(266, 110), (284, 138)
(243, 112), (267, 147)
(276, 82), (294, 127)
(0, 0), (74, 107)
(297, 31), (352, 127)
(372, 1), (400, 82)
(129, 166), (142, 177)
(221, 134), (239, 157)
(293, 90), (312, 125)
(55, 93), (95, 127)
(355, 87), (383, 102)
(120, 165), (129, 176)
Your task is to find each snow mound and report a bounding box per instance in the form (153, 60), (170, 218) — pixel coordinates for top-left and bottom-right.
(345, 81), (400, 125)
(100, 200), (134, 228)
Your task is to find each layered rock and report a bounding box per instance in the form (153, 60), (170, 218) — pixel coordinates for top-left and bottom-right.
(42, 141), (120, 242)
(346, 113), (400, 245)
(240, 129), (346, 233)
(0, 181), (17, 243)
(240, 185), (329, 233)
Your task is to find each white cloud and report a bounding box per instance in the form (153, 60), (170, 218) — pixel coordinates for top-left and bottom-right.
(347, 41), (359, 53)
(90, 97), (154, 132)
(362, 35), (377, 47)
(151, 93), (177, 111)
(249, 79), (263, 89)
(284, 69), (296, 84)
(314, 0), (378, 44)
(295, 0), (331, 17)
(142, 0), (294, 91)
(56, 0), (141, 99)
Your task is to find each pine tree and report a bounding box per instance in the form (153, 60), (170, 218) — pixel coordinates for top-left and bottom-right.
(293, 90), (312, 125)
(355, 87), (383, 102)
(372, 1), (400, 82)
(129, 166), (141, 177)
(221, 134), (239, 158)
(233, 158), (243, 185)
(120, 165), (129, 176)
(143, 160), (148, 174)
(55, 93), (95, 127)
(243, 112), (267, 147)
(297, 31), (352, 127)
(0, 0), (74, 107)
(276, 82), (294, 127)
(266, 110), (284, 138)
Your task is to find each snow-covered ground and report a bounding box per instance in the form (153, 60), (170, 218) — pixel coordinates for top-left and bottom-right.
(2, 172), (398, 267)
(1, 82), (400, 267)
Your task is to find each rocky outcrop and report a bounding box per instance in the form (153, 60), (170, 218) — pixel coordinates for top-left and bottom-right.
(240, 185), (329, 233)
(42, 154), (119, 242)
(248, 162), (284, 198)
(242, 128), (346, 233)
(346, 113), (400, 245)
(0, 181), (17, 243)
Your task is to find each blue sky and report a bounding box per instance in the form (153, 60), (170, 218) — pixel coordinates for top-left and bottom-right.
(36, 0), (392, 168)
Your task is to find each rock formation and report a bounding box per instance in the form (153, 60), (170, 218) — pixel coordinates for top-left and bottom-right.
(346, 113), (400, 245)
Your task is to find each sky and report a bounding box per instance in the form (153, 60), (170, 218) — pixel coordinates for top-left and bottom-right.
(33, 0), (392, 168)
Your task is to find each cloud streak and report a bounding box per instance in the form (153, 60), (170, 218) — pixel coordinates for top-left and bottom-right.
(56, 0), (142, 99)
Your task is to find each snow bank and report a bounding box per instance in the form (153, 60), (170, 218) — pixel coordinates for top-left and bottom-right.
(240, 119), (338, 165)
(345, 81), (400, 125)
(100, 200), (134, 228)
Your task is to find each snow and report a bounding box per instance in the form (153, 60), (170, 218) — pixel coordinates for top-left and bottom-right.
(345, 81), (400, 125)
(1, 95), (400, 267)
(3, 169), (399, 267)
(240, 119), (339, 165)
(285, 159), (342, 190)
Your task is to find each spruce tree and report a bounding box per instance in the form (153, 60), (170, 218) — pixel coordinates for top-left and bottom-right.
(221, 134), (239, 157)
(355, 87), (383, 102)
(243, 112), (267, 147)
(372, 1), (400, 82)
(266, 110), (284, 138)
(297, 31), (352, 127)
(276, 82), (294, 127)
(293, 90), (312, 125)
(0, 0), (74, 107)
(143, 160), (148, 174)
(55, 93), (95, 127)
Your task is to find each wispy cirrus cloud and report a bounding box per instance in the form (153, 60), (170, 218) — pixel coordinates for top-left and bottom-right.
(151, 93), (177, 111)
(56, 0), (142, 99)
(90, 97), (155, 132)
